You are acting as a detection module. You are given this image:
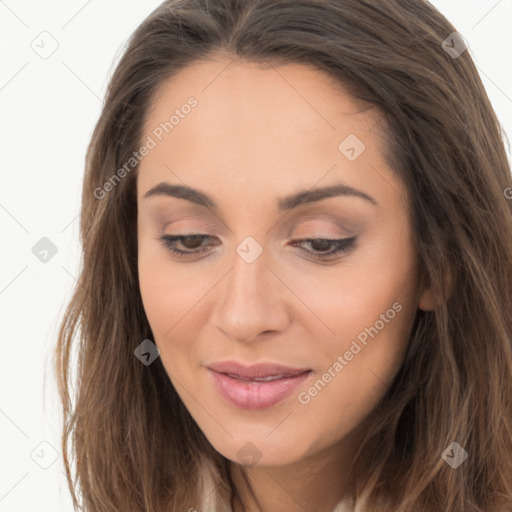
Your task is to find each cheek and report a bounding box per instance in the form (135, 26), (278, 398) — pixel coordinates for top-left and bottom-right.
(138, 243), (170, 331)
(138, 271), (194, 386)
(138, 241), (182, 362)
(294, 292), (415, 453)
(291, 230), (418, 408)
(289, 226), (417, 347)
(138, 235), (199, 329)
(137, 241), (213, 378)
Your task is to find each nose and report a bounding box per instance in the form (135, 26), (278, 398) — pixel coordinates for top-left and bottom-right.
(210, 245), (291, 343)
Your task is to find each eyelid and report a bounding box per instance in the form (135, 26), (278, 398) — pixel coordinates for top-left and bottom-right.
(291, 226), (355, 240)
(287, 214), (358, 235)
(159, 209), (359, 233)
(162, 218), (220, 233)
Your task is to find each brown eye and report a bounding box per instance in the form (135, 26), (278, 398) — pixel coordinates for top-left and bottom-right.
(291, 237), (357, 261)
(158, 234), (219, 258)
(180, 235), (206, 249)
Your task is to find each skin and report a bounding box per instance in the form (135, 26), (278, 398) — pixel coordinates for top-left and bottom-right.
(136, 55), (437, 512)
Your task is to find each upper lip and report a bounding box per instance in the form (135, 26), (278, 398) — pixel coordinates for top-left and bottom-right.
(207, 360), (311, 379)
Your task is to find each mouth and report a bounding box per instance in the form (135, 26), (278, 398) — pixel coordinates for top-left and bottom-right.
(221, 373), (305, 382)
(206, 361), (312, 410)
(207, 360), (311, 379)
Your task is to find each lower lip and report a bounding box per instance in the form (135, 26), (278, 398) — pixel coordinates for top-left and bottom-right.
(207, 369), (312, 410)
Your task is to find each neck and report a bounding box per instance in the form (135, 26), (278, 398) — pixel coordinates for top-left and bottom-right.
(229, 437), (359, 512)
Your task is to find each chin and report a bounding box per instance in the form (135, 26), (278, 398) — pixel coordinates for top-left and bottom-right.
(203, 428), (310, 468)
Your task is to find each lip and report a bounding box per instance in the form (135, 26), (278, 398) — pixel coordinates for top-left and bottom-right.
(207, 361), (311, 379)
(206, 361), (312, 410)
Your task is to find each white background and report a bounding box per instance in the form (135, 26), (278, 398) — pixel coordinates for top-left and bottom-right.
(1, 1), (511, 510)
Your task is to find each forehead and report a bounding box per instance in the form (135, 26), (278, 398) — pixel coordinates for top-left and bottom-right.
(143, 57), (378, 142)
(137, 57), (403, 211)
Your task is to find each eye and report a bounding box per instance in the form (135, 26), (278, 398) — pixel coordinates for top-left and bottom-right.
(158, 234), (219, 258)
(157, 234), (357, 261)
(290, 237), (357, 261)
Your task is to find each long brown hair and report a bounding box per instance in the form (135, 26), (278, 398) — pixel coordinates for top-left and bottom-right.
(54, 1), (512, 510)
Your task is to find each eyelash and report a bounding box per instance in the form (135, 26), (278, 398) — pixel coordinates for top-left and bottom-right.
(157, 234), (356, 261)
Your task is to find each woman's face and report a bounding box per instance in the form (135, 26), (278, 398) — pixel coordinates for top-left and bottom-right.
(137, 57), (428, 467)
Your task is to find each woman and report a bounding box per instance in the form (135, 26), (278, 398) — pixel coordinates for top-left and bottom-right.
(54, 1), (512, 510)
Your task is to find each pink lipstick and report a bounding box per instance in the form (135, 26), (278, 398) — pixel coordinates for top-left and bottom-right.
(207, 361), (312, 410)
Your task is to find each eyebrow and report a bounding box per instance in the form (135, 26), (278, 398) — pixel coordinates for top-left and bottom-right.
(143, 181), (379, 210)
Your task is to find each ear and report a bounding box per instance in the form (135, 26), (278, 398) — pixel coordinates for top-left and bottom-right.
(418, 267), (455, 311)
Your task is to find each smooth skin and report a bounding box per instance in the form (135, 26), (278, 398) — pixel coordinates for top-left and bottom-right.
(137, 55), (437, 512)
